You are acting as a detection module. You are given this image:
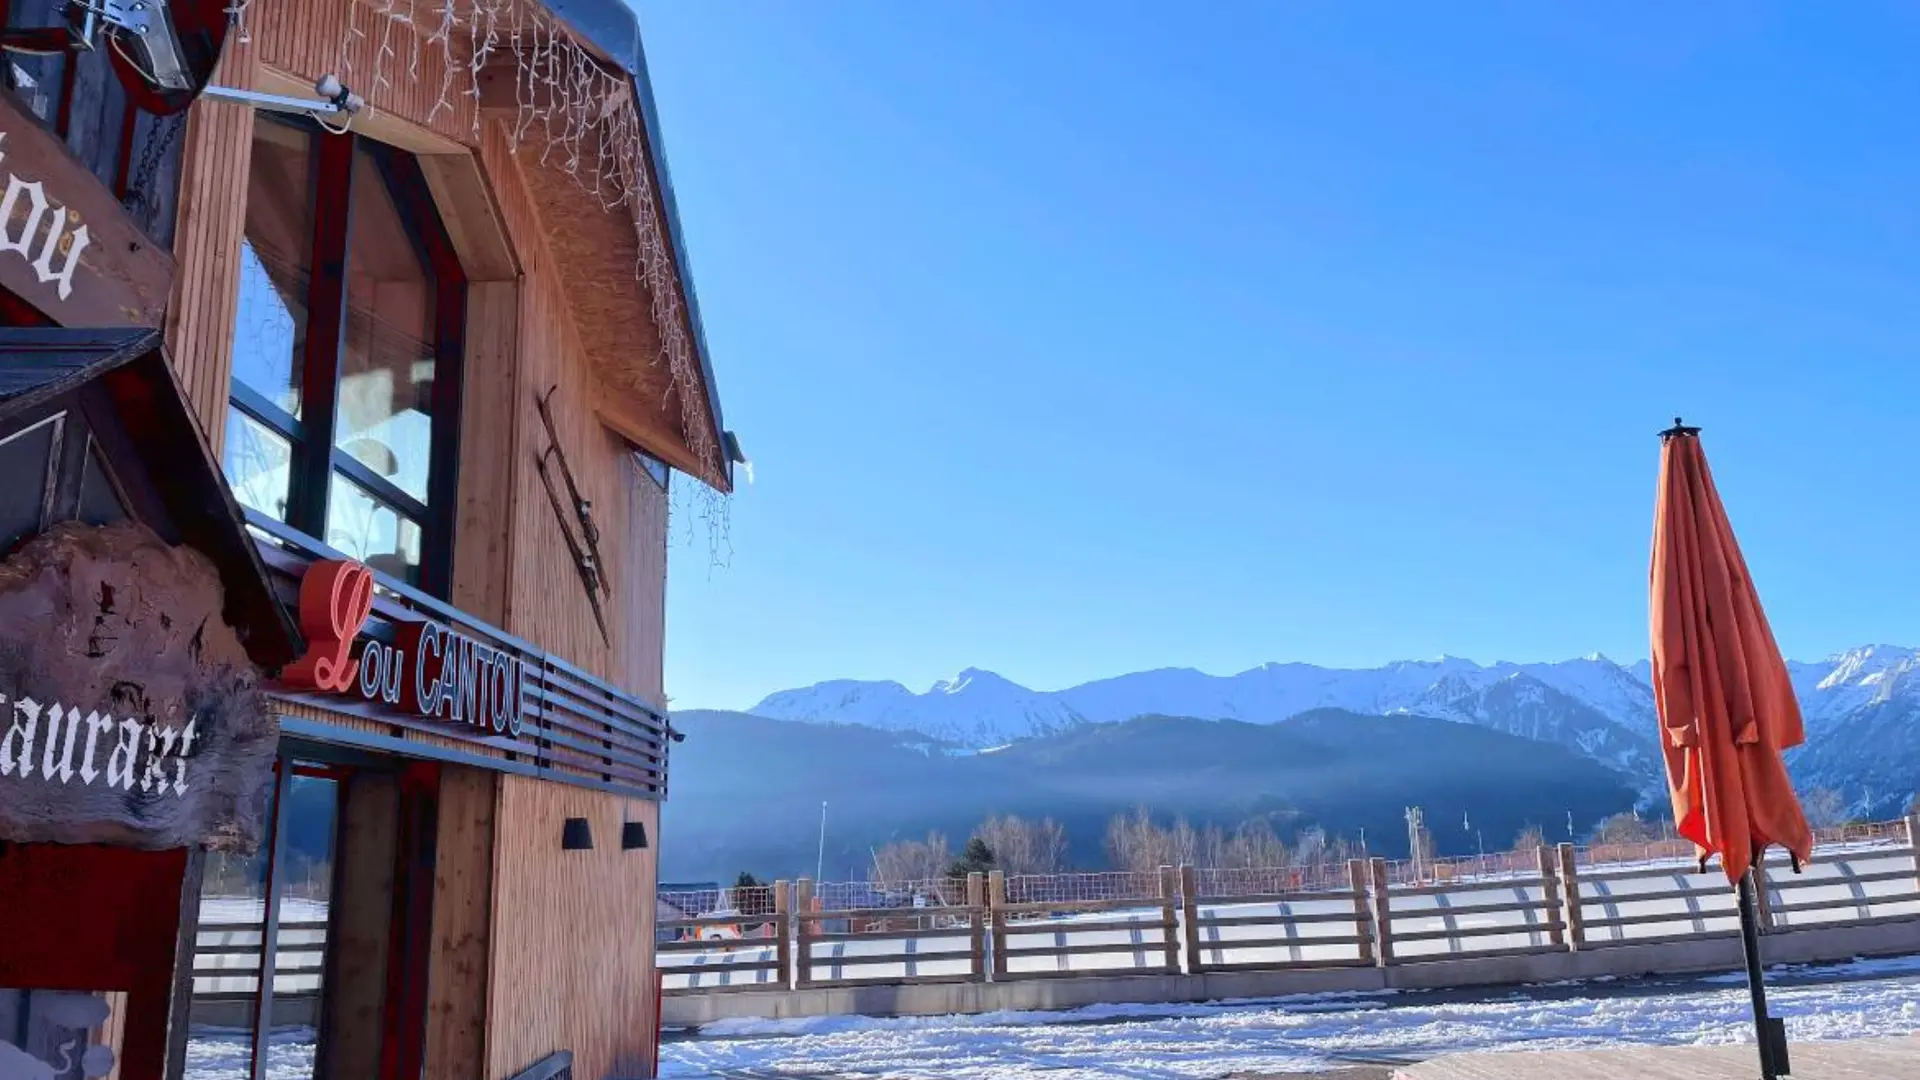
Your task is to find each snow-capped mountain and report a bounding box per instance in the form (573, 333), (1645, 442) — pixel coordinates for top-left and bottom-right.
(752, 668), (1086, 748)
(749, 646), (1920, 810)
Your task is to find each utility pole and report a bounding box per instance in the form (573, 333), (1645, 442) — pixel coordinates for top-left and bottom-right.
(816, 800), (828, 882)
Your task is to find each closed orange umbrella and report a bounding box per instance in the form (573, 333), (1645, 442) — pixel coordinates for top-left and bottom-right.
(1649, 417), (1810, 1079)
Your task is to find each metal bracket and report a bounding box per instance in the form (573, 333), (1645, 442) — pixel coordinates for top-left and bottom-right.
(198, 75), (366, 130)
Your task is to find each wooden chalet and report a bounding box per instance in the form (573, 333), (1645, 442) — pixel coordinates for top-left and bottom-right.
(0, 1), (735, 1078)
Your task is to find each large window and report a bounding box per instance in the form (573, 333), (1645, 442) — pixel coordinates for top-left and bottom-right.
(224, 116), (466, 595)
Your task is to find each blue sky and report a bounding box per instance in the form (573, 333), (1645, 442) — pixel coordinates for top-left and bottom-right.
(640, 1), (1920, 711)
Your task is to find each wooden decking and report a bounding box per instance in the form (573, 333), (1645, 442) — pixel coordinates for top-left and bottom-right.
(1395, 1035), (1920, 1079)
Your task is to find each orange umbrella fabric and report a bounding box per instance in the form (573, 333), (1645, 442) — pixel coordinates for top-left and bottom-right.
(1649, 423), (1812, 886)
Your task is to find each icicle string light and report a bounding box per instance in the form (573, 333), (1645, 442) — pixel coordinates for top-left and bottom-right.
(281, 0), (730, 553)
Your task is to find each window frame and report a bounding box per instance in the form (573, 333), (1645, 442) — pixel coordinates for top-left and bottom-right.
(227, 115), (468, 598)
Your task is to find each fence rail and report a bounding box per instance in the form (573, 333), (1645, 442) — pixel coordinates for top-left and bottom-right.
(657, 816), (1920, 996)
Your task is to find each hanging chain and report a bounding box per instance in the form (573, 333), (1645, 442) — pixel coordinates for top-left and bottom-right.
(121, 110), (187, 224)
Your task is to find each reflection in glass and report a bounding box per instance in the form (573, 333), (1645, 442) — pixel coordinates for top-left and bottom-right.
(232, 119), (314, 416)
(337, 149), (436, 505)
(0, 415), (56, 554)
(0, 988), (125, 1079)
(77, 445), (129, 527)
(222, 410), (293, 522)
(183, 778), (279, 1079)
(267, 773), (340, 1080)
(326, 474), (423, 585)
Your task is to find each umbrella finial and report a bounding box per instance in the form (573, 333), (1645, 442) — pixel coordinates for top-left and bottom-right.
(1660, 416), (1702, 440)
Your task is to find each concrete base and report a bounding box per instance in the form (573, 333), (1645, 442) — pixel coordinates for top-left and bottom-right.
(1395, 1035), (1920, 1079)
(663, 916), (1920, 1027)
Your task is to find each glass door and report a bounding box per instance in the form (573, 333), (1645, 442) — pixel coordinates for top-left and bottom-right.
(180, 753), (436, 1080)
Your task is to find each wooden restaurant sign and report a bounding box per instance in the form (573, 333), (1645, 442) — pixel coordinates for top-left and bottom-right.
(0, 523), (278, 851)
(284, 559), (526, 737)
(0, 91), (173, 326)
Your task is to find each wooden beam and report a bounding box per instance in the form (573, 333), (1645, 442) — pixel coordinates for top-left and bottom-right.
(474, 59), (520, 119)
(418, 152), (519, 281)
(593, 373), (723, 487)
(259, 64), (470, 155)
(319, 772), (400, 1080)
(452, 281), (519, 626)
(424, 766), (497, 1080)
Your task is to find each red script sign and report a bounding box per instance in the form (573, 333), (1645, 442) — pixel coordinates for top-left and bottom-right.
(279, 558), (524, 737)
(282, 559), (375, 692)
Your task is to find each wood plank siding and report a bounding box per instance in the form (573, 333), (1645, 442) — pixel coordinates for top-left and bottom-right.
(164, 37), (261, 443)
(152, 2), (687, 1075)
(487, 779), (662, 1080)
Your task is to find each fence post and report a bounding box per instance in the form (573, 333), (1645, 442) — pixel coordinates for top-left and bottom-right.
(1555, 844), (1584, 951)
(1179, 865), (1201, 975)
(774, 879), (793, 989)
(966, 872), (987, 982)
(1534, 846), (1565, 948)
(1905, 814), (1920, 896)
(1347, 859), (1374, 966)
(988, 870), (1007, 982)
(1157, 866), (1181, 973)
(1367, 857), (1393, 967)
(794, 878), (814, 988)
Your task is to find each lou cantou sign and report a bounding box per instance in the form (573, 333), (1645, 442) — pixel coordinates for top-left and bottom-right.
(0, 521), (277, 852)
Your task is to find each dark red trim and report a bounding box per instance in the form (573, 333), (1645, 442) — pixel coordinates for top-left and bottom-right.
(0, 843), (190, 1080)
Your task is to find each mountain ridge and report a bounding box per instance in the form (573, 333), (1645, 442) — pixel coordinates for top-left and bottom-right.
(747, 646), (1920, 812)
(661, 708), (1639, 881)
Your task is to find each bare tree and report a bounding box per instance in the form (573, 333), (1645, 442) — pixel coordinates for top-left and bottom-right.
(1104, 807), (1199, 873)
(871, 832), (951, 883)
(1594, 812), (1656, 845)
(1801, 787), (1849, 831)
(1512, 825), (1546, 854)
(1292, 826), (1329, 867)
(1203, 818), (1289, 869)
(974, 814), (1070, 875)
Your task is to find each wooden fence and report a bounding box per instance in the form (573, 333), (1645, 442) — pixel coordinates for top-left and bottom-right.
(793, 877), (988, 988)
(658, 816), (1920, 996)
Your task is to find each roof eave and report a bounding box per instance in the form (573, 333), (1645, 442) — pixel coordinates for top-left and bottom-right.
(627, 59), (732, 493)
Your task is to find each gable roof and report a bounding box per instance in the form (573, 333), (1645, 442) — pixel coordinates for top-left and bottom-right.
(0, 326), (301, 669)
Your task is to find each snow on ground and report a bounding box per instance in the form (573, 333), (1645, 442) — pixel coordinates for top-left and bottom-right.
(659, 956), (1920, 1079)
(185, 1028), (317, 1080)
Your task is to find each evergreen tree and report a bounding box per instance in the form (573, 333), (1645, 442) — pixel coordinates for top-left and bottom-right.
(946, 837), (996, 877)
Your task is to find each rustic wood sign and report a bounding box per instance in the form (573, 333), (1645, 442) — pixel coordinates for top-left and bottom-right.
(0, 94), (175, 327)
(0, 521), (277, 851)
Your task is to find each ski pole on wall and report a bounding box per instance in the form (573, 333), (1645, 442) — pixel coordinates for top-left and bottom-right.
(534, 388), (612, 645)
(537, 386), (611, 596)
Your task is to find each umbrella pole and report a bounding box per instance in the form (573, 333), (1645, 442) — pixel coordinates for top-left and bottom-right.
(1737, 867), (1790, 1078)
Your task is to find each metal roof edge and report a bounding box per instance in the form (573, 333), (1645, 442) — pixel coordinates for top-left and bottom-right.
(626, 49), (732, 491)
